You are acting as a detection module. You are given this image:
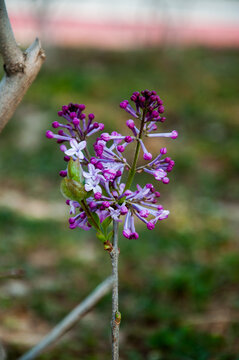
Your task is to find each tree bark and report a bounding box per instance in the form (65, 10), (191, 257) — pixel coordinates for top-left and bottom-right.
(0, 0), (45, 133)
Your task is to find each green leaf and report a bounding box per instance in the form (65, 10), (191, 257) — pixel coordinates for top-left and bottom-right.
(60, 178), (74, 199)
(60, 178), (87, 202)
(107, 230), (113, 241)
(96, 231), (106, 243)
(67, 158), (84, 182)
(91, 212), (100, 227)
(101, 217), (112, 234)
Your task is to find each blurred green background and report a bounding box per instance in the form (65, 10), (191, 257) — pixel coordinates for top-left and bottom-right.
(0, 46), (239, 359)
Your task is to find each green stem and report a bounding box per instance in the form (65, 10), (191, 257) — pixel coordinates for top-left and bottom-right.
(84, 146), (91, 162)
(124, 109), (146, 191)
(124, 140), (140, 191)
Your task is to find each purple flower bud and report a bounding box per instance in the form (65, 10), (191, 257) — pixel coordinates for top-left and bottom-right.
(155, 191), (161, 197)
(73, 117), (80, 126)
(62, 105), (68, 112)
(102, 201), (110, 208)
(116, 170), (122, 177)
(130, 232), (139, 240)
(69, 217), (75, 224)
(143, 152), (152, 161)
(151, 124), (157, 131)
(139, 209), (149, 218)
(158, 105), (165, 113)
(90, 157), (97, 165)
(124, 136), (133, 143)
(99, 123), (105, 130)
(60, 144), (67, 152)
(123, 229), (131, 239)
(126, 119), (135, 129)
(88, 113), (95, 120)
(96, 162), (103, 170)
(120, 100), (128, 109)
(89, 201), (97, 209)
(46, 130), (54, 138)
(94, 192), (102, 200)
(59, 170), (67, 177)
(171, 130), (178, 139)
(101, 133), (110, 141)
(139, 96), (145, 103)
(146, 183), (153, 189)
(160, 117), (166, 122)
(160, 147), (167, 154)
(66, 199), (70, 205)
(147, 222), (155, 230)
(52, 121), (59, 128)
(162, 177), (170, 184)
(64, 156), (71, 162)
(120, 205), (128, 215)
(152, 110), (159, 118)
(79, 104), (86, 111)
(58, 111), (63, 117)
(70, 112), (77, 119)
(93, 122), (99, 128)
(117, 145), (125, 153)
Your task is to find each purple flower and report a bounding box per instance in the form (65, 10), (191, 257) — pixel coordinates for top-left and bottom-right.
(47, 90), (177, 240)
(65, 139), (86, 159)
(83, 163), (104, 194)
(123, 211), (139, 239)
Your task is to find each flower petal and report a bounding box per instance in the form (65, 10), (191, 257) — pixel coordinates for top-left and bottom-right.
(65, 148), (76, 156)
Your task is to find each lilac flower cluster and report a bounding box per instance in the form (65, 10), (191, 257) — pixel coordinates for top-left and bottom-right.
(46, 90), (177, 241)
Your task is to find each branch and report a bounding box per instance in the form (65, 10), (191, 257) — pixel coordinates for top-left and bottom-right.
(0, 0), (24, 73)
(0, 0), (45, 133)
(110, 221), (120, 360)
(18, 276), (114, 360)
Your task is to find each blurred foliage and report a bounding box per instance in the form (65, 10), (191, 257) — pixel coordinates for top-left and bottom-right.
(0, 46), (239, 359)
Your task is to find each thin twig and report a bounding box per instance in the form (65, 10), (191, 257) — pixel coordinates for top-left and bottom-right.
(110, 220), (120, 360)
(0, 0), (45, 133)
(18, 276), (114, 360)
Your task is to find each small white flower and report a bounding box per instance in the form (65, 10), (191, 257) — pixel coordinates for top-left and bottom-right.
(108, 207), (121, 221)
(85, 179), (102, 194)
(65, 139), (86, 160)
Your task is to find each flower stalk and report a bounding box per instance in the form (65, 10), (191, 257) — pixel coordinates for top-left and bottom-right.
(124, 109), (146, 191)
(110, 220), (120, 360)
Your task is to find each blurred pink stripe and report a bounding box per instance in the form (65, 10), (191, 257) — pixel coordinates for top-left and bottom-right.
(10, 14), (239, 48)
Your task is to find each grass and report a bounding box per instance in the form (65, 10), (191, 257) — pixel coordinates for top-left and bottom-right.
(0, 46), (239, 359)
